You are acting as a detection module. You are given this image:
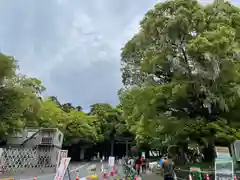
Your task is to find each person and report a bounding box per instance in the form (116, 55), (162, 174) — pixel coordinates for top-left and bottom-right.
(135, 157), (141, 175)
(128, 157), (135, 168)
(162, 155), (175, 180)
(140, 156), (146, 173)
(159, 157), (164, 168)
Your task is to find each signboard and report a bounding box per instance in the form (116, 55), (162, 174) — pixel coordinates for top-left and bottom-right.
(190, 167), (202, 180)
(0, 148), (4, 175)
(215, 146), (230, 158)
(215, 157), (233, 180)
(108, 156), (115, 167)
(54, 157), (71, 180)
(56, 150), (68, 172)
(190, 167), (201, 172)
(0, 178), (14, 180)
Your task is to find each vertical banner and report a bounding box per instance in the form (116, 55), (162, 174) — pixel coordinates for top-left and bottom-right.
(54, 157), (71, 180)
(0, 148), (4, 174)
(108, 156), (115, 167)
(56, 150), (68, 172)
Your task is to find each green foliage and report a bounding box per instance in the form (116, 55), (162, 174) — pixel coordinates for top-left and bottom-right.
(0, 54), (42, 136)
(89, 103), (126, 141)
(36, 99), (98, 143)
(120, 0), (240, 148)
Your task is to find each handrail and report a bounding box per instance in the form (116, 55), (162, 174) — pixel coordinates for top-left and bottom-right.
(20, 129), (40, 146)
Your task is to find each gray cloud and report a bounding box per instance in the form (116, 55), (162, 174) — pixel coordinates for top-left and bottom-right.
(0, 0), (158, 110)
(1, 0), (237, 110)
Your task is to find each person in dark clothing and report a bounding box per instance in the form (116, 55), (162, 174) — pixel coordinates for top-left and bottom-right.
(162, 155), (175, 180)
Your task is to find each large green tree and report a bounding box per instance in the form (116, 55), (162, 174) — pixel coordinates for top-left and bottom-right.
(89, 103), (126, 156)
(120, 0), (240, 160)
(0, 53), (44, 136)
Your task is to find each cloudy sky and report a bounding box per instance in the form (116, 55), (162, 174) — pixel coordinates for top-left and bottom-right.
(0, 0), (239, 111)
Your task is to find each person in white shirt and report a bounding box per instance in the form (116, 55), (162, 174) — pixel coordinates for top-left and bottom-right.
(128, 157), (135, 168)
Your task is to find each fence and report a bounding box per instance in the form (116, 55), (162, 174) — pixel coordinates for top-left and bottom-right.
(174, 168), (240, 180)
(17, 164), (89, 180)
(174, 168), (214, 180)
(0, 147), (57, 175)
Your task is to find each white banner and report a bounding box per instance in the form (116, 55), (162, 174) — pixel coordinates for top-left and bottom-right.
(108, 156), (115, 167)
(54, 157), (71, 180)
(56, 150), (68, 172)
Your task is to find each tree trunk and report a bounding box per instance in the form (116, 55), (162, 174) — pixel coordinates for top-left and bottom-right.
(80, 147), (85, 160)
(203, 141), (215, 162)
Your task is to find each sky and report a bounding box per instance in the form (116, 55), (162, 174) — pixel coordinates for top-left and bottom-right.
(0, 0), (239, 111)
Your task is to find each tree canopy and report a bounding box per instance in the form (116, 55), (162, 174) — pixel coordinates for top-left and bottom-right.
(120, 0), (240, 157)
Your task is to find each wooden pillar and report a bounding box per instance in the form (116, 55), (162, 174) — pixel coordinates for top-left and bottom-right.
(80, 147), (85, 160)
(126, 139), (129, 156)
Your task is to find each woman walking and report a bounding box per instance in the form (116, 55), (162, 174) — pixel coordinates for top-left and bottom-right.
(135, 157), (141, 175)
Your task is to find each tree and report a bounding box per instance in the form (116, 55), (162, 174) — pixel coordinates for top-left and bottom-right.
(64, 110), (98, 144)
(120, 0), (240, 160)
(20, 77), (45, 127)
(61, 103), (75, 113)
(37, 98), (98, 144)
(48, 96), (61, 106)
(37, 99), (66, 129)
(75, 106), (83, 112)
(0, 53), (44, 136)
(89, 103), (124, 156)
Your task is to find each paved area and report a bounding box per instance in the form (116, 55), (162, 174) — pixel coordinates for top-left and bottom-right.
(144, 173), (163, 180)
(0, 162), (89, 180)
(0, 162), (164, 180)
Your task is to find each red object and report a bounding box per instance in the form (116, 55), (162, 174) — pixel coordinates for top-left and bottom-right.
(234, 175), (237, 180)
(33, 176), (37, 180)
(135, 176), (141, 180)
(110, 170), (114, 176)
(205, 173), (210, 180)
(140, 157), (145, 163)
(75, 176), (80, 180)
(103, 172), (108, 179)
